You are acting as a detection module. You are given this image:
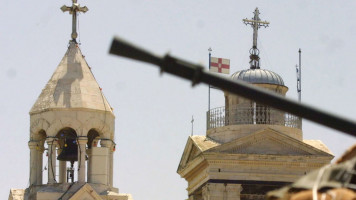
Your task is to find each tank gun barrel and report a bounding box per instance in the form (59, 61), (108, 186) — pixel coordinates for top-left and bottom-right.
(109, 36), (356, 137)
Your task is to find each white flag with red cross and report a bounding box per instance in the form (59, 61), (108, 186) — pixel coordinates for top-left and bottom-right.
(210, 57), (230, 74)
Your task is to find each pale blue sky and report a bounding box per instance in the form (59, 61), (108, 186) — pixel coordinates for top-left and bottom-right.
(1, 1), (356, 200)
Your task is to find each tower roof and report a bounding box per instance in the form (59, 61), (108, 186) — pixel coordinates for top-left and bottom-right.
(30, 42), (113, 115)
(229, 8), (284, 86)
(231, 68), (285, 86)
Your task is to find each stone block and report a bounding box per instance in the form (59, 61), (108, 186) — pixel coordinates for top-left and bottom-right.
(87, 147), (108, 185)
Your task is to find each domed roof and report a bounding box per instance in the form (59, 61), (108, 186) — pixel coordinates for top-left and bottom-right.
(231, 68), (284, 86)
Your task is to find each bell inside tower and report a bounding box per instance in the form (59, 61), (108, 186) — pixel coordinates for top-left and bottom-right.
(56, 128), (78, 183)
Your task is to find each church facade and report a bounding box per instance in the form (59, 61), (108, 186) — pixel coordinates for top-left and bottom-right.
(177, 8), (334, 200)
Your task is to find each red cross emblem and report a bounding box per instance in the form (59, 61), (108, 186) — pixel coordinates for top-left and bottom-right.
(211, 58), (230, 73)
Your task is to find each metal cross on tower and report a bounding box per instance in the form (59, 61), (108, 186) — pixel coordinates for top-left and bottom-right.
(243, 8), (269, 69)
(61, 0), (88, 41)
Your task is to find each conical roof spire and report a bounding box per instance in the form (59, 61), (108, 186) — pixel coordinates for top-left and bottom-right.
(30, 1), (112, 115)
(30, 42), (113, 114)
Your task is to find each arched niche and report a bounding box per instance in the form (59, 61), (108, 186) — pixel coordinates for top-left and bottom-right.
(30, 118), (50, 139)
(56, 127), (78, 162)
(87, 129), (100, 149)
(46, 118), (83, 137)
(36, 130), (47, 148)
(54, 127), (79, 183)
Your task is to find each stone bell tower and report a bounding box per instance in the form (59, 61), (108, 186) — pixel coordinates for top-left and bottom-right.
(9, 1), (133, 200)
(177, 8), (333, 200)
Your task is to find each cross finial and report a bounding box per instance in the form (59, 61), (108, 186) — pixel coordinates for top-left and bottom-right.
(61, 0), (88, 42)
(243, 8), (269, 69)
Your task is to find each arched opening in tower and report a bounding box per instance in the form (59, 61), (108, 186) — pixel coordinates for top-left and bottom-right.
(87, 129), (100, 149)
(34, 130), (47, 185)
(56, 127), (78, 183)
(86, 128), (112, 185)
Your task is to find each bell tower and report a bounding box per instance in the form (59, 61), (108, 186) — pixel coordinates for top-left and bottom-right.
(9, 1), (133, 199)
(177, 8), (333, 200)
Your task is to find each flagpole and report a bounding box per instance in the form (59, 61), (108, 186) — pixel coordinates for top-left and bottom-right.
(298, 48), (302, 102)
(208, 48), (212, 112)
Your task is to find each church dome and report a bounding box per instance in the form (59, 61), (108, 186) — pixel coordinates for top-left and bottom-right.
(231, 68), (284, 86)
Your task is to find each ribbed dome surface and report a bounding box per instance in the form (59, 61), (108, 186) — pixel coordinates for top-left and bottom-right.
(231, 69), (284, 86)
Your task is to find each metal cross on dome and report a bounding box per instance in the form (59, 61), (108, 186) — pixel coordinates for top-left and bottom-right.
(243, 8), (269, 69)
(61, 0), (88, 41)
